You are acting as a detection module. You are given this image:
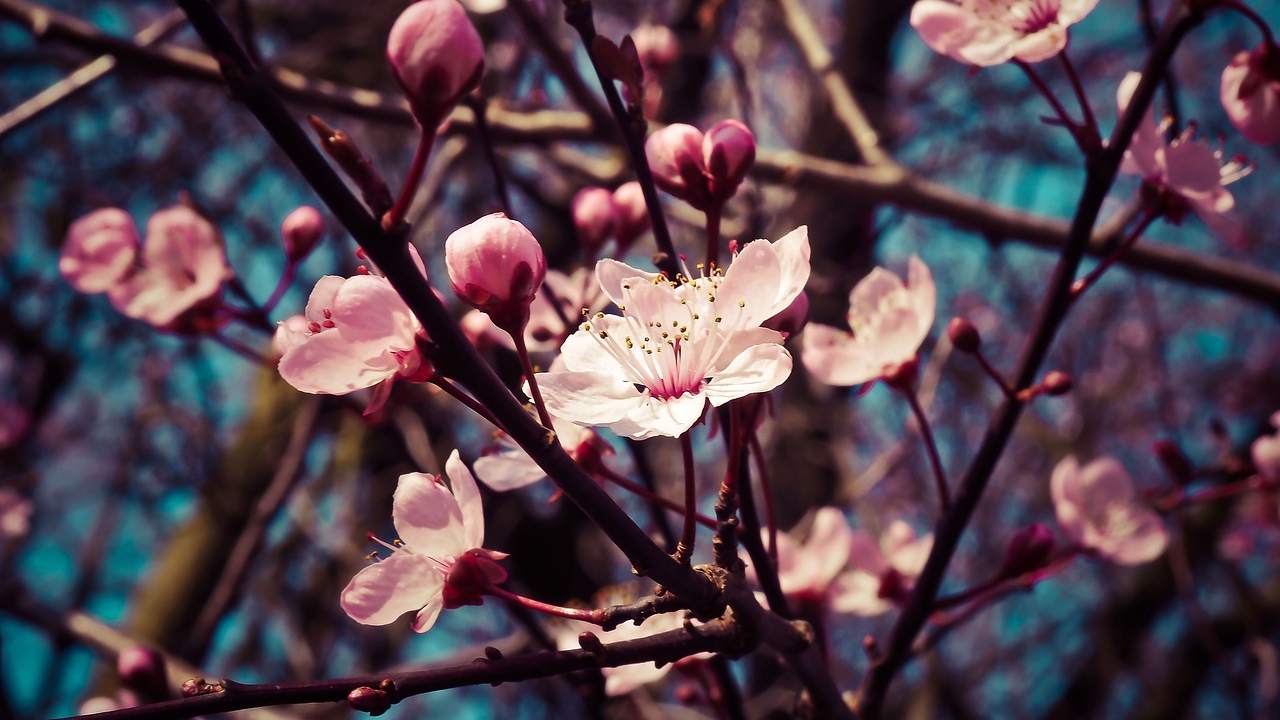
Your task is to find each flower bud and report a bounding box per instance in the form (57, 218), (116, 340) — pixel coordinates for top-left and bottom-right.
(117, 646), (167, 702)
(999, 523), (1055, 578)
(60, 208), (139, 294)
(571, 187), (618, 253)
(1153, 439), (1193, 486)
(612, 181), (650, 252)
(632, 24), (679, 75)
(281, 206), (324, 262)
(347, 686), (392, 716)
(645, 123), (712, 210)
(1220, 45), (1280, 145)
(445, 213), (546, 327)
(946, 317), (981, 353)
(763, 291), (809, 338)
(1041, 370), (1073, 396)
(387, 0), (484, 127)
(702, 119), (755, 202)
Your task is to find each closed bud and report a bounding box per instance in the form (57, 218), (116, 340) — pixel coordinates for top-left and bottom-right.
(1153, 439), (1193, 485)
(946, 316), (981, 353)
(999, 523), (1055, 577)
(1041, 370), (1073, 396)
(445, 213), (547, 328)
(117, 646), (167, 702)
(645, 123), (713, 210)
(571, 187), (618, 253)
(702, 119), (755, 202)
(612, 181), (649, 252)
(347, 686), (392, 716)
(1220, 44), (1280, 145)
(387, 0), (484, 128)
(281, 206), (324, 262)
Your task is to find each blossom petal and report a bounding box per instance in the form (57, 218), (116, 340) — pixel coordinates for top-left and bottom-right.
(770, 225), (811, 316)
(332, 275), (418, 350)
(705, 343), (792, 406)
(805, 508), (856, 589)
(473, 452), (547, 491)
(615, 391), (707, 439)
(446, 450), (484, 551)
(829, 570), (893, 616)
(536, 370), (647, 425)
(882, 521), (932, 577)
(801, 324), (885, 387)
(1104, 509), (1168, 565)
(278, 332), (397, 395)
(1163, 138), (1224, 194)
(716, 238), (783, 329)
(392, 472), (468, 558)
(340, 553), (443, 626)
(596, 258), (660, 306)
(1009, 25), (1068, 63)
(412, 593), (445, 633)
(910, 1), (981, 61)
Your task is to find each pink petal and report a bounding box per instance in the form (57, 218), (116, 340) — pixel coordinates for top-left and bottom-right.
(846, 529), (889, 576)
(1252, 433), (1280, 482)
(412, 593), (445, 633)
(445, 449), (485, 551)
(1050, 455), (1088, 546)
(332, 275), (418, 350)
(535, 370), (646, 426)
(278, 331), (397, 395)
(615, 391), (707, 440)
(596, 258), (661, 306)
(557, 317), (634, 377)
(769, 225), (812, 318)
(848, 267), (907, 329)
(1163, 138), (1224, 194)
(1191, 193), (1245, 249)
(909, 1), (981, 61)
(392, 472), (469, 558)
(829, 570), (893, 616)
(340, 552), (443, 626)
(716, 238), (784, 329)
(1104, 509), (1168, 565)
(304, 276), (346, 323)
(705, 327), (786, 376)
(804, 508), (856, 589)
(882, 521), (933, 577)
(800, 323), (884, 387)
(60, 208), (139, 294)
(704, 343), (792, 407)
(473, 452), (547, 491)
(1009, 25), (1068, 63)
(1117, 72), (1164, 180)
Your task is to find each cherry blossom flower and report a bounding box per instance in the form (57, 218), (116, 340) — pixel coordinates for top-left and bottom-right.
(801, 256), (935, 387)
(0, 488), (31, 540)
(106, 206), (232, 329)
(910, 0), (1099, 66)
(746, 507), (854, 606)
(1117, 71), (1252, 248)
(534, 227), (809, 440)
(830, 520), (934, 616)
(387, 0), (484, 126)
(341, 450), (507, 633)
(1050, 455), (1168, 565)
(60, 208), (139, 294)
(1220, 44), (1280, 145)
(1252, 411), (1280, 482)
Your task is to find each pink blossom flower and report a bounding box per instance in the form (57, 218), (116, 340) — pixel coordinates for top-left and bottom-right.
(910, 0), (1099, 66)
(0, 488), (31, 540)
(1252, 411), (1280, 482)
(60, 208), (139, 294)
(387, 0), (484, 126)
(276, 272), (425, 397)
(747, 508), (854, 606)
(445, 213), (547, 327)
(281, 205), (325, 262)
(1051, 455), (1168, 565)
(830, 521), (934, 616)
(612, 181), (650, 252)
(1220, 45), (1280, 145)
(572, 187), (619, 254)
(645, 120), (756, 211)
(1118, 71), (1252, 248)
(341, 450), (507, 633)
(801, 256), (935, 387)
(107, 206), (232, 329)
(534, 227), (809, 439)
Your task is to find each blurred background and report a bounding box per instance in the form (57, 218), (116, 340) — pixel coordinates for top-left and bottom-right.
(1, 0), (1279, 717)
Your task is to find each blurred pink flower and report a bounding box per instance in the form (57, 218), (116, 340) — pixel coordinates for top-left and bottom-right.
(1252, 411), (1280, 482)
(1220, 45), (1280, 145)
(632, 25), (679, 75)
(534, 227), (808, 439)
(341, 450), (506, 633)
(387, 0), (484, 126)
(801, 256), (935, 386)
(748, 507), (854, 605)
(1051, 455), (1168, 565)
(107, 206), (232, 329)
(1118, 71), (1252, 248)
(281, 205), (325, 262)
(0, 488), (31, 540)
(60, 208), (139, 293)
(572, 187), (619, 254)
(612, 181), (650, 253)
(830, 520), (933, 616)
(910, 0), (1099, 66)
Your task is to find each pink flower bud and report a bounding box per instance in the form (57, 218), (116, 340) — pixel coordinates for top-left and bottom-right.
(946, 317), (981, 353)
(1041, 370), (1073, 396)
(702, 119), (755, 201)
(1220, 45), (1280, 145)
(60, 208), (139, 294)
(117, 647), (168, 702)
(445, 213), (547, 325)
(763, 290), (809, 338)
(645, 123), (713, 210)
(571, 187), (618, 253)
(632, 25), (679, 74)
(611, 181), (649, 251)
(999, 524), (1055, 578)
(281, 206), (324, 262)
(347, 686), (392, 716)
(387, 0), (484, 127)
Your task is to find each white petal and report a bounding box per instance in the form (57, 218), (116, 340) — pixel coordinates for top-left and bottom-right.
(473, 451), (548, 491)
(392, 472), (468, 558)
(536, 371), (647, 425)
(340, 553), (443, 626)
(596, 258), (660, 306)
(446, 450), (485, 551)
(705, 343), (792, 406)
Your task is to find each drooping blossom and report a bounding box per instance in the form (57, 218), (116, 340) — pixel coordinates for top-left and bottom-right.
(1252, 411), (1280, 482)
(1050, 455), (1168, 565)
(644, 120), (756, 211)
(746, 507), (854, 607)
(830, 520), (934, 616)
(612, 181), (650, 253)
(572, 187), (619, 254)
(445, 213), (547, 329)
(277, 246), (432, 407)
(107, 206), (232, 329)
(534, 227), (809, 440)
(387, 0), (484, 127)
(60, 208), (139, 293)
(1220, 44), (1280, 145)
(0, 488), (32, 540)
(1117, 71), (1252, 248)
(341, 450), (507, 633)
(281, 205), (325, 262)
(909, 0), (1099, 66)
(801, 256), (935, 387)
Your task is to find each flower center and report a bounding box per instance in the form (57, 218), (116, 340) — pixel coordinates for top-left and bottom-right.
(967, 0), (1061, 34)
